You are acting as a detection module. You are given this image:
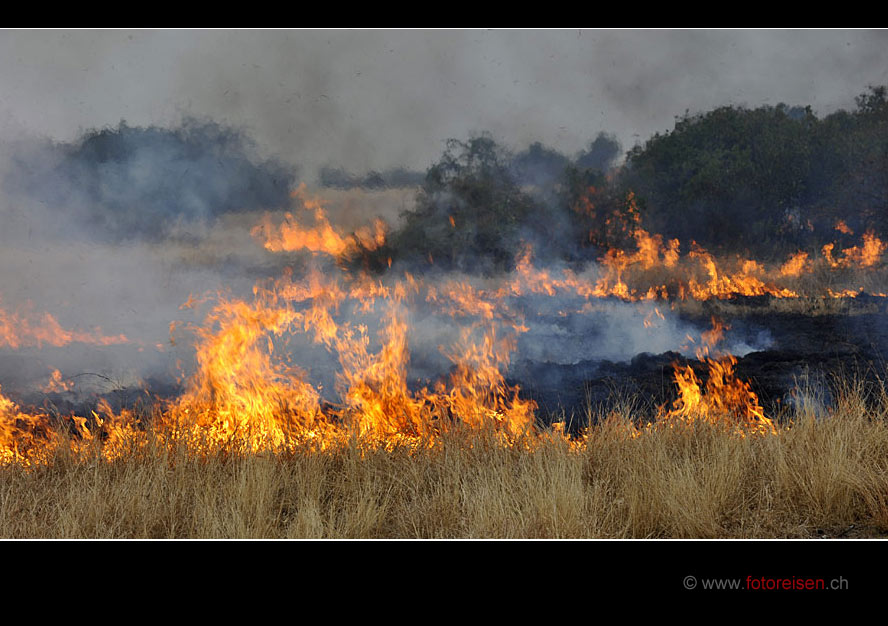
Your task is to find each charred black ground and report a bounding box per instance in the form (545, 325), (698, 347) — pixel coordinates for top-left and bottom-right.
(515, 295), (888, 430)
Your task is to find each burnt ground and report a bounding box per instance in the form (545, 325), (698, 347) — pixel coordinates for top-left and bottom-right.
(514, 295), (888, 428)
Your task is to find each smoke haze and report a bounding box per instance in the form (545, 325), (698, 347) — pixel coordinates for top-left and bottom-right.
(0, 28), (883, 413)
(2, 30), (886, 177)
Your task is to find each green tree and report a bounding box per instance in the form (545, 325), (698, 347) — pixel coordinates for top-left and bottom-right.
(620, 104), (820, 256)
(388, 135), (540, 274)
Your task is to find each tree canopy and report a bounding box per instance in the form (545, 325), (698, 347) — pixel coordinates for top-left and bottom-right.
(356, 86), (888, 273)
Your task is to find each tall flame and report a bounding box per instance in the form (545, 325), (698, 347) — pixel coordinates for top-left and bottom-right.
(658, 318), (776, 437)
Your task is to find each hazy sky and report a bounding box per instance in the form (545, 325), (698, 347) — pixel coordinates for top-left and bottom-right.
(1, 29), (887, 177)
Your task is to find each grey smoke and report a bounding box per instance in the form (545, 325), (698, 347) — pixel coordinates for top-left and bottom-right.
(3, 30), (886, 180)
(3, 119), (296, 242)
(0, 120), (293, 396)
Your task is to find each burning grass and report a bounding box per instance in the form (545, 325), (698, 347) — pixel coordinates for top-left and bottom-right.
(4, 188), (888, 538)
(1, 375), (887, 539)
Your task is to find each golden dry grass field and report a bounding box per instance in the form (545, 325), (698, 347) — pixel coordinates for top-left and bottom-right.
(2, 381), (886, 540)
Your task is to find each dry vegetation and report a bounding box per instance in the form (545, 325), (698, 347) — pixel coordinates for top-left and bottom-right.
(2, 379), (887, 540)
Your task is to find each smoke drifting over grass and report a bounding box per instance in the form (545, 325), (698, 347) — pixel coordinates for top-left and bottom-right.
(0, 119), (305, 396)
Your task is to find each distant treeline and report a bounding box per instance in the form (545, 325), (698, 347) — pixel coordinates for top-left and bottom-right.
(622, 85), (888, 257)
(4, 118), (296, 242)
(318, 166), (426, 189)
(347, 86), (888, 274)
(10, 86), (886, 261)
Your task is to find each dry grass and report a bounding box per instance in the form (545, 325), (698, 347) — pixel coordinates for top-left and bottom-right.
(2, 382), (887, 539)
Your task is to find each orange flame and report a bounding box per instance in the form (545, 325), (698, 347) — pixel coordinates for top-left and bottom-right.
(658, 318), (776, 436)
(252, 184), (387, 261)
(0, 300), (128, 349)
